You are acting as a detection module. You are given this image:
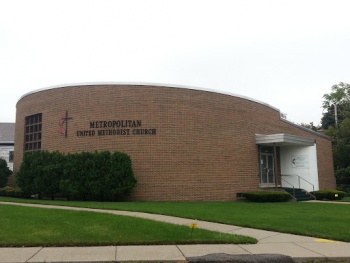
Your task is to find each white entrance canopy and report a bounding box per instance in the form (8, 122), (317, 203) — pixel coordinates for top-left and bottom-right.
(255, 134), (315, 146)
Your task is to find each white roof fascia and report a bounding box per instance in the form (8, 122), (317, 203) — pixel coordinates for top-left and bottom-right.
(255, 134), (315, 146)
(17, 82), (280, 112)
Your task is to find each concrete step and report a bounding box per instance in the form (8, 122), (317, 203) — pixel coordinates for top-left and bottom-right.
(282, 187), (315, 202)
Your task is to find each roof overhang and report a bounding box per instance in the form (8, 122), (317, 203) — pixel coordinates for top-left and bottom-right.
(0, 141), (14, 145)
(17, 82), (279, 113)
(255, 134), (315, 146)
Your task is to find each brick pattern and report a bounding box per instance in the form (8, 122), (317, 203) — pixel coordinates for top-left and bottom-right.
(13, 85), (335, 200)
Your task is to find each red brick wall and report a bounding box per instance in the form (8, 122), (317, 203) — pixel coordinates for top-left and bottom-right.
(13, 84), (335, 200)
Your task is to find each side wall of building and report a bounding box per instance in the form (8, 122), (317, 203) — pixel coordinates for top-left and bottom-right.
(14, 85), (335, 200)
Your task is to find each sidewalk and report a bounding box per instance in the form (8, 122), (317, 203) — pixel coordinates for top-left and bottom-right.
(1, 201), (350, 263)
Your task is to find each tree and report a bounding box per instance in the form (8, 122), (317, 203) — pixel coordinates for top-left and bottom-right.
(299, 122), (320, 131)
(321, 83), (350, 193)
(332, 123), (350, 193)
(322, 99), (350, 130)
(0, 158), (12, 187)
(322, 82), (350, 129)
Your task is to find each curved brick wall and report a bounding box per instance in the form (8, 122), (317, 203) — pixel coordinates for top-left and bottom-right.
(14, 84), (335, 200)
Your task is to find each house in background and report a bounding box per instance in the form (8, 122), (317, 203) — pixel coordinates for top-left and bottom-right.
(0, 123), (15, 172)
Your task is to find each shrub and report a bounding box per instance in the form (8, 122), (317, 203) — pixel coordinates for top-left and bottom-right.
(0, 187), (27, 198)
(60, 151), (95, 200)
(243, 191), (291, 202)
(16, 150), (137, 201)
(0, 158), (12, 187)
(335, 168), (350, 194)
(16, 151), (64, 198)
(310, 190), (345, 200)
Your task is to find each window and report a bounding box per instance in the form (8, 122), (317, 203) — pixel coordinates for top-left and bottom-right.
(9, 151), (14, 163)
(259, 145), (274, 154)
(24, 113), (42, 152)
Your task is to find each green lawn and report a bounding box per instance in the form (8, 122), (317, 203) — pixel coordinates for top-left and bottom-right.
(1, 197), (349, 242)
(0, 204), (256, 247)
(340, 196), (350, 202)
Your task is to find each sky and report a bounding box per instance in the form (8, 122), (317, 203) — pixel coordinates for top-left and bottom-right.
(1, 0), (349, 125)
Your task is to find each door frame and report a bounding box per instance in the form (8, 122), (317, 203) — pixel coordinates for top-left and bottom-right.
(259, 153), (275, 184)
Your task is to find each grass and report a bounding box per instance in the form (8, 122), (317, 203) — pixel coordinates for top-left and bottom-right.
(340, 196), (350, 202)
(0, 204), (256, 247)
(1, 197), (349, 242)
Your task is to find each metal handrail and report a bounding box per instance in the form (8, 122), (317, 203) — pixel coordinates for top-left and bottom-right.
(280, 177), (295, 198)
(281, 174), (315, 192)
(298, 176), (314, 192)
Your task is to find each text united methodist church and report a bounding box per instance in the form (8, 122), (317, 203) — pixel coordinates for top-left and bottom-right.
(77, 120), (156, 137)
(12, 83), (335, 201)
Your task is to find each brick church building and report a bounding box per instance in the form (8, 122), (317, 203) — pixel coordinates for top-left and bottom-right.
(13, 83), (335, 200)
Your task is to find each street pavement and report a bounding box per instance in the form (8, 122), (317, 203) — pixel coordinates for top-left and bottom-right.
(1, 201), (350, 263)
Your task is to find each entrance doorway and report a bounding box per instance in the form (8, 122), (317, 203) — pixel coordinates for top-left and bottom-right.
(256, 134), (318, 189)
(260, 153), (275, 184)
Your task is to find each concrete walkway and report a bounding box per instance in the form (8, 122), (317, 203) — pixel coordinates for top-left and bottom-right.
(1, 201), (350, 262)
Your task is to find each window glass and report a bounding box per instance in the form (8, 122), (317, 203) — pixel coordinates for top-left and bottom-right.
(9, 151), (14, 163)
(24, 113), (42, 152)
(259, 146), (274, 154)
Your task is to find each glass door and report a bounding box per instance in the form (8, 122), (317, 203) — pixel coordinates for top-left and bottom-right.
(260, 153), (275, 184)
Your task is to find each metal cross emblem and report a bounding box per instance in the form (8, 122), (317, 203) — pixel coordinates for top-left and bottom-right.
(58, 111), (73, 137)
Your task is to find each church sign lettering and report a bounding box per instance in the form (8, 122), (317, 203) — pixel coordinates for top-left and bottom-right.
(76, 120), (156, 137)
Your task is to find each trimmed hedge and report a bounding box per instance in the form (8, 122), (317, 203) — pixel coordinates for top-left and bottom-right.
(15, 150), (137, 201)
(243, 191), (291, 202)
(0, 187), (27, 198)
(16, 151), (64, 199)
(310, 190), (345, 200)
(60, 151), (137, 201)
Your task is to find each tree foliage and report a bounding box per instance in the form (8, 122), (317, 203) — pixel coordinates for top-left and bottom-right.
(299, 122), (320, 131)
(322, 82), (350, 109)
(321, 82), (350, 129)
(322, 82), (350, 193)
(0, 158), (12, 188)
(16, 150), (137, 201)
